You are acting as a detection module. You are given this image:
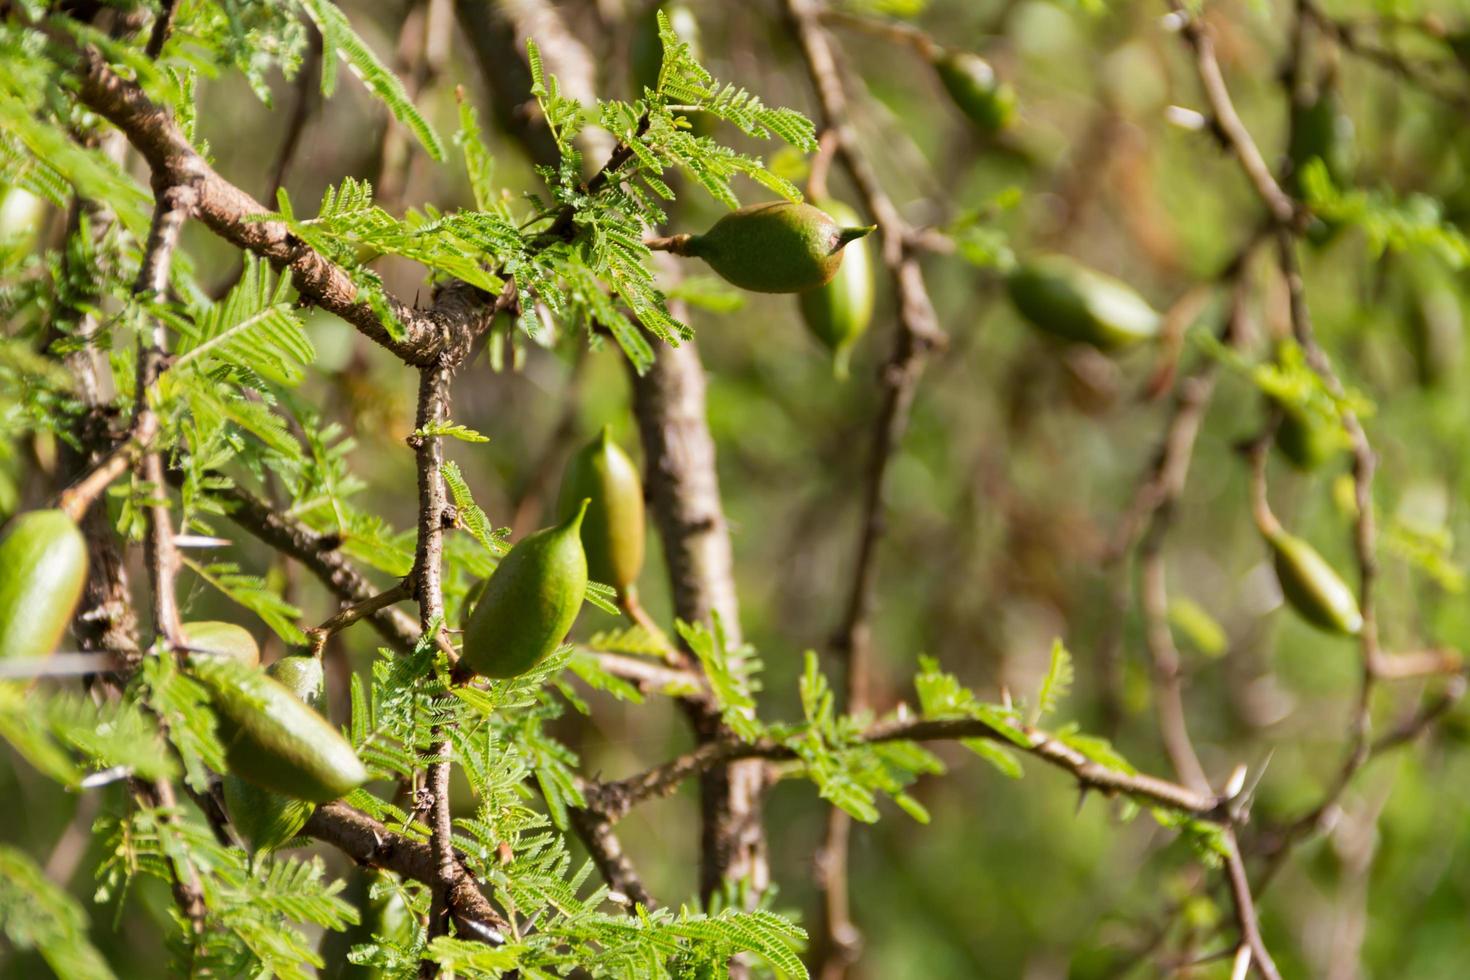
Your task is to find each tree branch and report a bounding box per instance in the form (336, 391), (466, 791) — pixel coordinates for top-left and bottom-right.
(68, 45), (495, 366)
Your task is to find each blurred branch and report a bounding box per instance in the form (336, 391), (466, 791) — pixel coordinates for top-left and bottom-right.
(1299, 0), (1470, 111)
(782, 0), (947, 971)
(264, 24), (322, 201)
(1168, 1), (1298, 226)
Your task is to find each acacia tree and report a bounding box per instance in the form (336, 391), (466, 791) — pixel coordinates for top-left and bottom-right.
(2, 0), (1470, 977)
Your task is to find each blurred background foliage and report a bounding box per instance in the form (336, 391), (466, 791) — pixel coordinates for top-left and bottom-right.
(6, 0), (1470, 976)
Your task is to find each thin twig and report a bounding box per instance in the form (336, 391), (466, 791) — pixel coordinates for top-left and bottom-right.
(134, 183), (195, 650)
(583, 714), (1223, 825)
(409, 361), (461, 974)
(781, 0), (946, 970)
(305, 580), (413, 656)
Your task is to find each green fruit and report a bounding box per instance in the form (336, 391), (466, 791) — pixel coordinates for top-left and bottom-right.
(1006, 256), (1161, 350)
(933, 50), (1017, 134)
(1266, 528), (1362, 636)
(1272, 399), (1342, 470)
(685, 202), (874, 294)
(182, 621), (260, 667)
(798, 199), (875, 378)
(193, 655), (367, 803)
(221, 655), (324, 850)
(0, 510), (88, 661)
(557, 428), (646, 597)
(461, 501), (589, 679)
(632, 3), (701, 97)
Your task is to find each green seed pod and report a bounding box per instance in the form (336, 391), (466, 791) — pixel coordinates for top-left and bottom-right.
(683, 202), (875, 294)
(0, 510), (88, 661)
(1266, 528), (1362, 636)
(182, 621), (260, 668)
(221, 655), (324, 850)
(557, 427), (646, 598)
(632, 3), (702, 97)
(461, 501), (589, 679)
(193, 655), (367, 803)
(933, 50), (1017, 135)
(1006, 255), (1161, 351)
(798, 199), (875, 378)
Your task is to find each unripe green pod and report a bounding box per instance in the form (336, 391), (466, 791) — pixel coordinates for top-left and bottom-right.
(461, 501), (589, 679)
(0, 510), (88, 661)
(182, 620), (260, 668)
(798, 199), (875, 378)
(683, 202), (874, 294)
(557, 428), (645, 598)
(193, 654), (367, 803)
(221, 655), (323, 850)
(1272, 398), (1343, 471)
(1006, 255), (1161, 351)
(933, 50), (1017, 134)
(1266, 528), (1362, 635)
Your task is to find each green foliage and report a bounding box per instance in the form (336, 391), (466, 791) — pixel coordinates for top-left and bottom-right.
(299, 0), (444, 160)
(0, 845), (116, 980)
(678, 614), (762, 739)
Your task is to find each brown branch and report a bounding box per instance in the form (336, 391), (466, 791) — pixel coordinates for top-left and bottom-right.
(585, 715), (1223, 826)
(143, 0), (178, 59)
(781, 0), (946, 971)
(1168, 2), (1298, 226)
(1299, 0), (1470, 111)
(408, 361), (460, 969)
(303, 801), (510, 939)
(68, 46), (496, 366)
(133, 182), (195, 650)
(305, 580), (413, 656)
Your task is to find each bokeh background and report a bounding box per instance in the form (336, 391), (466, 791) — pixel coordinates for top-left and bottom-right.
(7, 0), (1470, 976)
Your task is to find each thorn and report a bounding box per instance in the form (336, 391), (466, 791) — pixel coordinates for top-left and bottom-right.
(172, 534), (233, 549)
(1223, 763), (1248, 800)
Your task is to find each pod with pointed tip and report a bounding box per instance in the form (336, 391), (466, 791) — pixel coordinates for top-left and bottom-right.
(194, 654), (367, 803)
(557, 428), (645, 598)
(0, 509), (88, 661)
(798, 199), (875, 378)
(182, 621), (260, 668)
(681, 202), (874, 294)
(461, 502), (589, 678)
(1007, 255), (1161, 351)
(1266, 529), (1362, 635)
(222, 654), (323, 850)
(933, 50), (1017, 134)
